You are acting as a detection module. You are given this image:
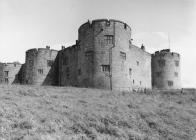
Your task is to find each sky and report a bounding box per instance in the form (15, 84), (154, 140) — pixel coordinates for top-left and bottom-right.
(0, 0), (195, 87)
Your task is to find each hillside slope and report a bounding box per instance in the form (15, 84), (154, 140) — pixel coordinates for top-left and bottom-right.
(0, 85), (195, 140)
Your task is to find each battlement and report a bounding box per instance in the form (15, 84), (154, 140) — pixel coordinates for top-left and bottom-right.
(26, 46), (58, 54)
(78, 19), (131, 32)
(152, 49), (180, 58)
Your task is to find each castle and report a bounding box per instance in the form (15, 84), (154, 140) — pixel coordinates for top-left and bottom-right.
(0, 19), (181, 90)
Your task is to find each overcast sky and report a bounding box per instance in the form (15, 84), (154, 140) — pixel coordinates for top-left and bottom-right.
(0, 0), (195, 87)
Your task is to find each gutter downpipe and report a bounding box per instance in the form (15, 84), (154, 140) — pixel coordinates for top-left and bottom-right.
(109, 22), (115, 90)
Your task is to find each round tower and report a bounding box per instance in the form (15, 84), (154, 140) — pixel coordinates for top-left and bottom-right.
(152, 49), (181, 89)
(24, 46), (58, 85)
(78, 19), (141, 90)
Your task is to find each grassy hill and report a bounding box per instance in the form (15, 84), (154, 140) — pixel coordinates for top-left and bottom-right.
(0, 85), (195, 140)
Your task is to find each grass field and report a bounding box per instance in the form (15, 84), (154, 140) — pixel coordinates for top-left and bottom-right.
(0, 85), (195, 140)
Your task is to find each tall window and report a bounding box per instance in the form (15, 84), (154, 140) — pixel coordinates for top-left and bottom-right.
(78, 69), (81, 75)
(102, 65), (110, 72)
(168, 81), (173, 87)
(175, 60), (179, 67)
(120, 51), (126, 60)
(105, 35), (113, 44)
(38, 69), (43, 74)
(124, 24), (127, 29)
(5, 78), (9, 84)
(136, 61), (139, 66)
(129, 40), (132, 48)
(158, 59), (165, 67)
(4, 71), (9, 77)
(129, 68), (132, 77)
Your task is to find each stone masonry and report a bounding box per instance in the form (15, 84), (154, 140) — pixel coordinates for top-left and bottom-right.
(24, 46), (58, 85)
(152, 49), (181, 89)
(0, 62), (22, 84)
(58, 19), (152, 91)
(0, 19), (181, 90)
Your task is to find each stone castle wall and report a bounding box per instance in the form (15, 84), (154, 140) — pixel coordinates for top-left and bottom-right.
(13, 63), (26, 84)
(0, 19), (181, 90)
(0, 62), (22, 84)
(24, 46), (58, 85)
(152, 49), (181, 89)
(58, 45), (78, 86)
(58, 19), (152, 91)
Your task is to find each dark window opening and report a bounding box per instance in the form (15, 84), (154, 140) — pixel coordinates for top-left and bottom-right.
(4, 71), (9, 77)
(47, 60), (54, 67)
(158, 59), (165, 67)
(120, 51), (126, 60)
(129, 40), (132, 48)
(137, 61), (139, 66)
(5, 78), (9, 84)
(102, 65), (110, 72)
(168, 81), (173, 87)
(105, 35), (113, 44)
(38, 69), (43, 74)
(124, 24), (127, 29)
(175, 60), (179, 67)
(78, 69), (81, 75)
(129, 68), (132, 77)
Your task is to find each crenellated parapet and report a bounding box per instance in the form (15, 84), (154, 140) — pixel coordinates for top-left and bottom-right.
(152, 49), (180, 58)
